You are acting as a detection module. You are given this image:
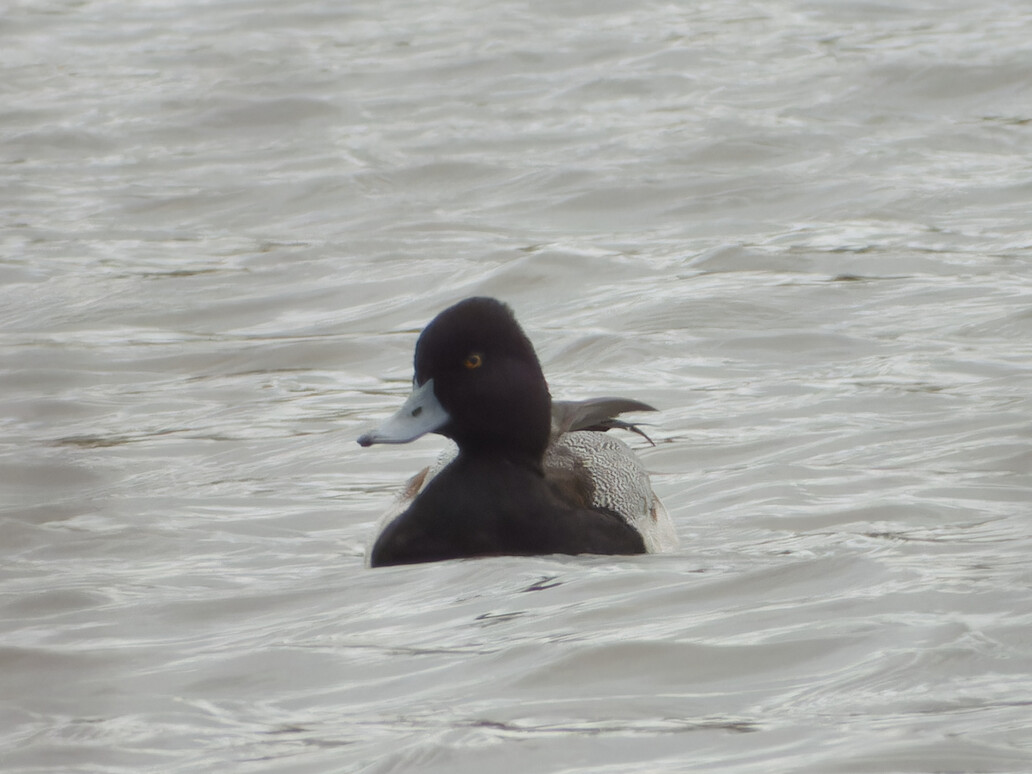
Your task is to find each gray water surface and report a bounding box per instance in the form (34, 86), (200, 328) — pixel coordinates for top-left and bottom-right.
(3, 1), (1032, 772)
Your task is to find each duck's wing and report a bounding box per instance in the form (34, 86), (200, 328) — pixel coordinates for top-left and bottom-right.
(551, 397), (656, 434)
(550, 397), (657, 445)
(545, 431), (679, 554)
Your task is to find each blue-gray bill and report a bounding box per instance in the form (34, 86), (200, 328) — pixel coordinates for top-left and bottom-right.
(357, 379), (450, 447)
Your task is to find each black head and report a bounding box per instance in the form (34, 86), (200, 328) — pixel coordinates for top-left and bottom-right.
(414, 297), (551, 460)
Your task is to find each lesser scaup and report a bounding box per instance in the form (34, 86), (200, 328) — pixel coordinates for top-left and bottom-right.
(358, 297), (678, 567)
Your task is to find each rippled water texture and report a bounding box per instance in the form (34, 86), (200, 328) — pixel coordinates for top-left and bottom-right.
(3, 1), (1032, 772)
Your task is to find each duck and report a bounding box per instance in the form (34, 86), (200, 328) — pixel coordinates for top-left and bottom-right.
(358, 297), (678, 568)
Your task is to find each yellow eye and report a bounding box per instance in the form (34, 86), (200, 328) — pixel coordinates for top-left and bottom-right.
(463, 353), (483, 370)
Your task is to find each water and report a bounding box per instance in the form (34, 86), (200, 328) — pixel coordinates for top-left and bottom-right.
(2, 0), (1032, 771)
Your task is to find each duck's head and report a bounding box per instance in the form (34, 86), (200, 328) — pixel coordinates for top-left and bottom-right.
(358, 298), (552, 461)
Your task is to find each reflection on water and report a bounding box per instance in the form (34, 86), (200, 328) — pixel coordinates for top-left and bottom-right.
(2, 0), (1031, 772)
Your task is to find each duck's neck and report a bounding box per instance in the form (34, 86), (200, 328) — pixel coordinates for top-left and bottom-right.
(448, 393), (551, 470)
(455, 442), (546, 477)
